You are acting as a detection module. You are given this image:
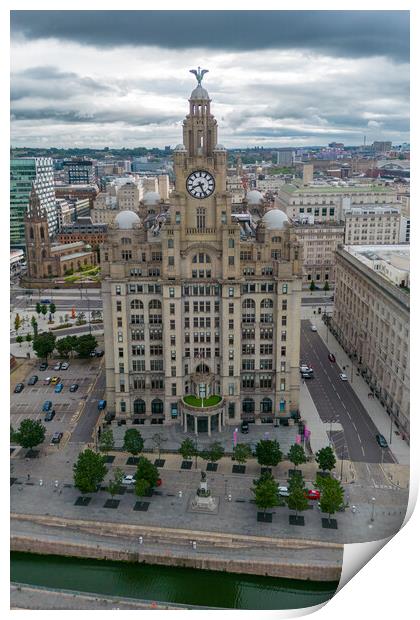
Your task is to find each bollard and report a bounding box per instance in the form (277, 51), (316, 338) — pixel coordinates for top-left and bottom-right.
(178, 490), (182, 498)
(192, 540), (197, 550)
(228, 494), (232, 502)
(139, 536), (143, 545)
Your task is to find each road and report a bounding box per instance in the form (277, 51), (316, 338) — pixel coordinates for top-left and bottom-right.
(300, 320), (395, 464)
(70, 365), (106, 443)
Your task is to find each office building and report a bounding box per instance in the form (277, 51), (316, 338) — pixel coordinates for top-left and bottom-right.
(63, 159), (95, 185)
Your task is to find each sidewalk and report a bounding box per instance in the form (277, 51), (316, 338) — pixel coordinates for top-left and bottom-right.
(311, 314), (409, 466)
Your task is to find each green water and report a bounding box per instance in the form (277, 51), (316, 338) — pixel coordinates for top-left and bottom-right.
(11, 552), (338, 610)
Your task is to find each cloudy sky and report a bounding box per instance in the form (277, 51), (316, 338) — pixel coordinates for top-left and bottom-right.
(10, 10), (410, 149)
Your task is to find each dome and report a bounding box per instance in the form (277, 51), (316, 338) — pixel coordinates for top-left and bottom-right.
(174, 144), (187, 152)
(246, 190), (264, 205)
(214, 144), (226, 151)
(262, 209), (289, 230)
(190, 85), (209, 100)
(114, 210), (141, 229)
(143, 191), (161, 205)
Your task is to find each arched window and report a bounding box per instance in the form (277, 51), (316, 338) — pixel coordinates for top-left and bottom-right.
(30, 227), (34, 240)
(41, 249), (47, 259)
(133, 399), (146, 414)
(242, 298), (255, 309)
(151, 398), (164, 415)
(242, 398), (255, 414)
(260, 298), (273, 308)
(260, 397), (272, 413)
(130, 299), (144, 310)
(40, 227), (45, 239)
(196, 362), (210, 374)
(47, 264), (52, 275)
(149, 299), (162, 310)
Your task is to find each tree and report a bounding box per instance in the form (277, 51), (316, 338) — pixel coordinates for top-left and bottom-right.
(25, 333), (32, 344)
(318, 476), (345, 524)
(35, 302), (42, 315)
(201, 441), (224, 464)
(323, 281), (330, 292)
(151, 432), (167, 460)
(309, 280), (316, 292)
(40, 305), (48, 317)
(49, 302), (56, 315)
(252, 475), (279, 516)
(287, 443), (307, 470)
(179, 438), (197, 461)
(14, 419), (46, 452)
(123, 428), (144, 456)
(107, 467), (124, 499)
(315, 446), (336, 472)
(99, 428), (114, 454)
(74, 334), (97, 357)
(56, 336), (75, 358)
(31, 316), (38, 337)
(135, 477), (151, 497)
(73, 448), (107, 495)
(232, 443), (252, 465)
(33, 332), (56, 361)
(16, 335), (23, 346)
(136, 456), (159, 488)
(287, 474), (309, 517)
(255, 440), (283, 467)
(14, 314), (22, 333)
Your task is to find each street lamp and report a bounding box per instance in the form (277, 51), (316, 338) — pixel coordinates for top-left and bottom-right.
(370, 497), (376, 522)
(340, 445), (344, 481)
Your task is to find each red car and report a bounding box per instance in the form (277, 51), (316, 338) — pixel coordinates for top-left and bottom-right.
(328, 353), (336, 363)
(305, 489), (321, 500)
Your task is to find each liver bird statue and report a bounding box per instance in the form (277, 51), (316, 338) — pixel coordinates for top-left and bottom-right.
(189, 66), (209, 86)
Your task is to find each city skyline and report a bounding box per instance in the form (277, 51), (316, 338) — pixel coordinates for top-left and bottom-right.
(10, 10), (409, 149)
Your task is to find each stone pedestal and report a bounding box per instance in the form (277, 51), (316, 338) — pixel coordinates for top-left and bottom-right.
(189, 477), (218, 513)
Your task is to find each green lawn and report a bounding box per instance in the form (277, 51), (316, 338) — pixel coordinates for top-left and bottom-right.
(183, 395), (222, 407)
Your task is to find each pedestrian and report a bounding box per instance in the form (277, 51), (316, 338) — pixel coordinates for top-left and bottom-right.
(27, 473), (30, 481)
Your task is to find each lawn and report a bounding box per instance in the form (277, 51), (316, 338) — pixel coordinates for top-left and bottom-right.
(183, 395), (222, 407)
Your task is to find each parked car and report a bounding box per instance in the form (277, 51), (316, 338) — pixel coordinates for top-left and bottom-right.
(98, 399), (107, 410)
(51, 431), (63, 444)
(53, 362), (61, 371)
(328, 353), (336, 363)
(39, 362), (48, 371)
(301, 372), (314, 379)
(50, 376), (60, 385)
(305, 489), (321, 500)
(339, 373), (348, 381)
(44, 409), (56, 422)
(310, 325), (317, 332)
(43, 377), (51, 385)
(42, 400), (53, 412)
(278, 485), (289, 497)
(376, 434), (388, 449)
(300, 365), (313, 375)
(240, 421), (249, 434)
(122, 475), (136, 485)
(27, 375), (38, 385)
(69, 383), (79, 393)
(54, 383), (64, 393)
(14, 383), (24, 393)
(95, 349), (104, 357)
(40, 298), (51, 305)
(61, 362), (70, 370)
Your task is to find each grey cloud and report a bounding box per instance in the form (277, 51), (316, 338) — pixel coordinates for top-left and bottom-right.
(11, 10), (409, 61)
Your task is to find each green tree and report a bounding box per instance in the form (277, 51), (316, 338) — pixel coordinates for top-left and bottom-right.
(40, 304), (48, 317)
(33, 332), (56, 361)
(56, 336), (75, 358)
(14, 419), (46, 452)
(255, 440), (283, 467)
(252, 476), (279, 516)
(49, 302), (56, 315)
(135, 477), (151, 497)
(73, 448), (107, 495)
(310, 280), (316, 292)
(16, 335), (23, 346)
(107, 467), (124, 499)
(99, 428), (115, 454)
(315, 446), (336, 472)
(151, 432), (167, 460)
(136, 456), (159, 488)
(201, 441), (225, 464)
(35, 302), (42, 315)
(287, 474), (309, 517)
(287, 443), (307, 470)
(25, 333), (32, 344)
(323, 281), (330, 292)
(31, 316), (38, 337)
(14, 314), (22, 333)
(123, 428), (144, 456)
(179, 438), (197, 461)
(232, 443), (252, 465)
(318, 476), (345, 524)
(74, 334), (97, 357)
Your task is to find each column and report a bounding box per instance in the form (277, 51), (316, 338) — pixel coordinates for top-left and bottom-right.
(218, 412), (222, 433)
(208, 416), (211, 437)
(183, 411), (187, 432)
(194, 416), (198, 436)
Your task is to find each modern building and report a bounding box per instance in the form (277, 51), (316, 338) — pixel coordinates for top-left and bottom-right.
(344, 206), (401, 245)
(63, 159), (95, 185)
(10, 249), (25, 277)
(276, 149), (295, 166)
(10, 157), (56, 248)
(332, 245), (409, 441)
(101, 72), (303, 432)
(373, 141), (392, 154)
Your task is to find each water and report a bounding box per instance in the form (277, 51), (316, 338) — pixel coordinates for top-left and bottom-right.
(11, 552), (338, 610)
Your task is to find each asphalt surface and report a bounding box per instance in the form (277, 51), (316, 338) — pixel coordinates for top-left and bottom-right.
(70, 365), (106, 443)
(300, 320), (395, 464)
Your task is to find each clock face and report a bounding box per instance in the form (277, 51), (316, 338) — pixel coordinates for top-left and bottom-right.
(186, 170), (215, 199)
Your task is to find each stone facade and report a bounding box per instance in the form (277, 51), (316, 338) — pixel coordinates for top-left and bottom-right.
(101, 75), (303, 432)
(292, 222), (344, 284)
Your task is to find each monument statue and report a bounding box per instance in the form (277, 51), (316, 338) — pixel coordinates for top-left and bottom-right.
(189, 66), (209, 86)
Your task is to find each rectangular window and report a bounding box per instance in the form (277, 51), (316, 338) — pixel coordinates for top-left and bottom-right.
(228, 287), (234, 297)
(168, 256), (175, 266)
(229, 365), (234, 377)
(116, 301), (122, 312)
(228, 256), (235, 266)
(118, 347), (124, 358)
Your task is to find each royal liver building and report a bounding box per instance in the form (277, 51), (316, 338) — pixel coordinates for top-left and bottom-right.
(101, 69), (303, 434)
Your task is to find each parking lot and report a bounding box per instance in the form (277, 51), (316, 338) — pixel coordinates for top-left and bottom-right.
(11, 358), (102, 448)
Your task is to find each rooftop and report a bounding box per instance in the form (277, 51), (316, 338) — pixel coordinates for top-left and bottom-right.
(50, 241), (85, 253)
(281, 183), (395, 194)
(343, 245), (410, 292)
